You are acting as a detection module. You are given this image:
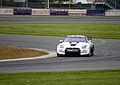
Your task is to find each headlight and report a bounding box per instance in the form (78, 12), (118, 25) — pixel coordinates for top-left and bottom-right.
(82, 45), (87, 49)
(60, 44), (64, 48)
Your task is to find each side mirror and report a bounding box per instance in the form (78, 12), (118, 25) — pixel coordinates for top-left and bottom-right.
(59, 40), (63, 43)
(87, 37), (92, 41)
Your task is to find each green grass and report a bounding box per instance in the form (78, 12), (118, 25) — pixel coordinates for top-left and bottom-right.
(0, 23), (120, 39)
(0, 17), (120, 19)
(0, 70), (120, 85)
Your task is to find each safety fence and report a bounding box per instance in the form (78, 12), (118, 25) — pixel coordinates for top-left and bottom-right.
(0, 8), (120, 16)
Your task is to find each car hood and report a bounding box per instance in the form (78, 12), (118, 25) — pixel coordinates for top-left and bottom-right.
(59, 42), (89, 48)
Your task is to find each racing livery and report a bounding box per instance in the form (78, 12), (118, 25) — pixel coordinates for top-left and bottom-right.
(57, 35), (94, 57)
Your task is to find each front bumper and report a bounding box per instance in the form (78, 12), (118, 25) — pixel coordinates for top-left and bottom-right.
(57, 48), (90, 56)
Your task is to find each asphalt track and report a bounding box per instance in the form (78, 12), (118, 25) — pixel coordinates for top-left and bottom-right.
(1, 19), (120, 23)
(0, 15), (120, 23)
(0, 16), (120, 73)
(0, 34), (120, 73)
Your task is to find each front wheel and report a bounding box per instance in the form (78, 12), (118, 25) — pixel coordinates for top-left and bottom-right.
(91, 46), (94, 56)
(87, 48), (94, 57)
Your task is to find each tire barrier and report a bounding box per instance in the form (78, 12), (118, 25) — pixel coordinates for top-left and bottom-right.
(13, 8), (32, 15)
(0, 8), (13, 15)
(87, 10), (105, 16)
(68, 9), (86, 16)
(32, 9), (50, 16)
(105, 10), (120, 16)
(50, 9), (68, 15)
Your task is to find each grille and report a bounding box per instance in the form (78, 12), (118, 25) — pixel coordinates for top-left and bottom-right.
(65, 48), (80, 56)
(65, 48), (80, 53)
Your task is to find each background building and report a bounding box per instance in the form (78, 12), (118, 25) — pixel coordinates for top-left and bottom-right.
(0, 0), (120, 9)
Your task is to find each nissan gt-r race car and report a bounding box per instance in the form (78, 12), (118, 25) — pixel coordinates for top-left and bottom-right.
(57, 35), (94, 57)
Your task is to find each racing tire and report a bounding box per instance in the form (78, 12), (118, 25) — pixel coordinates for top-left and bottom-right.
(91, 46), (94, 56)
(87, 48), (93, 57)
(57, 53), (64, 57)
(91, 50), (94, 56)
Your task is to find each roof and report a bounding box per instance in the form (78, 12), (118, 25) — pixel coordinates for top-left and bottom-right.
(66, 35), (86, 38)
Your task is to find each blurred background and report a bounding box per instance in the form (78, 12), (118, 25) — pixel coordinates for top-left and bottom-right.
(0, 0), (120, 10)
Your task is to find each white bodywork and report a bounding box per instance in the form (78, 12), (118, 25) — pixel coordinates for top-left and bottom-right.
(57, 35), (94, 56)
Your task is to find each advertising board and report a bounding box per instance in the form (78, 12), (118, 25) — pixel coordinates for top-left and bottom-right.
(87, 10), (105, 16)
(50, 9), (68, 15)
(14, 9), (32, 15)
(32, 9), (50, 15)
(105, 10), (120, 16)
(0, 8), (13, 15)
(68, 9), (86, 16)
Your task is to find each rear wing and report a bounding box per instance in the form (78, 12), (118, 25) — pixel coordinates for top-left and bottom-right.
(87, 37), (92, 41)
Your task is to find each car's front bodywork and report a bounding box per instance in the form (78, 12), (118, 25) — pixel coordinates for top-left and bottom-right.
(57, 35), (94, 56)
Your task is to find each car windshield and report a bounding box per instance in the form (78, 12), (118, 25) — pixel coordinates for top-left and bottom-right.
(64, 37), (87, 42)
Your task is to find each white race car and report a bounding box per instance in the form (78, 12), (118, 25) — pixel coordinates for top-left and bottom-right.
(57, 35), (94, 57)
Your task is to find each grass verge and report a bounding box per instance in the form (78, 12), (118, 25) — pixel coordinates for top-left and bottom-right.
(0, 46), (48, 60)
(0, 23), (120, 39)
(0, 70), (120, 85)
